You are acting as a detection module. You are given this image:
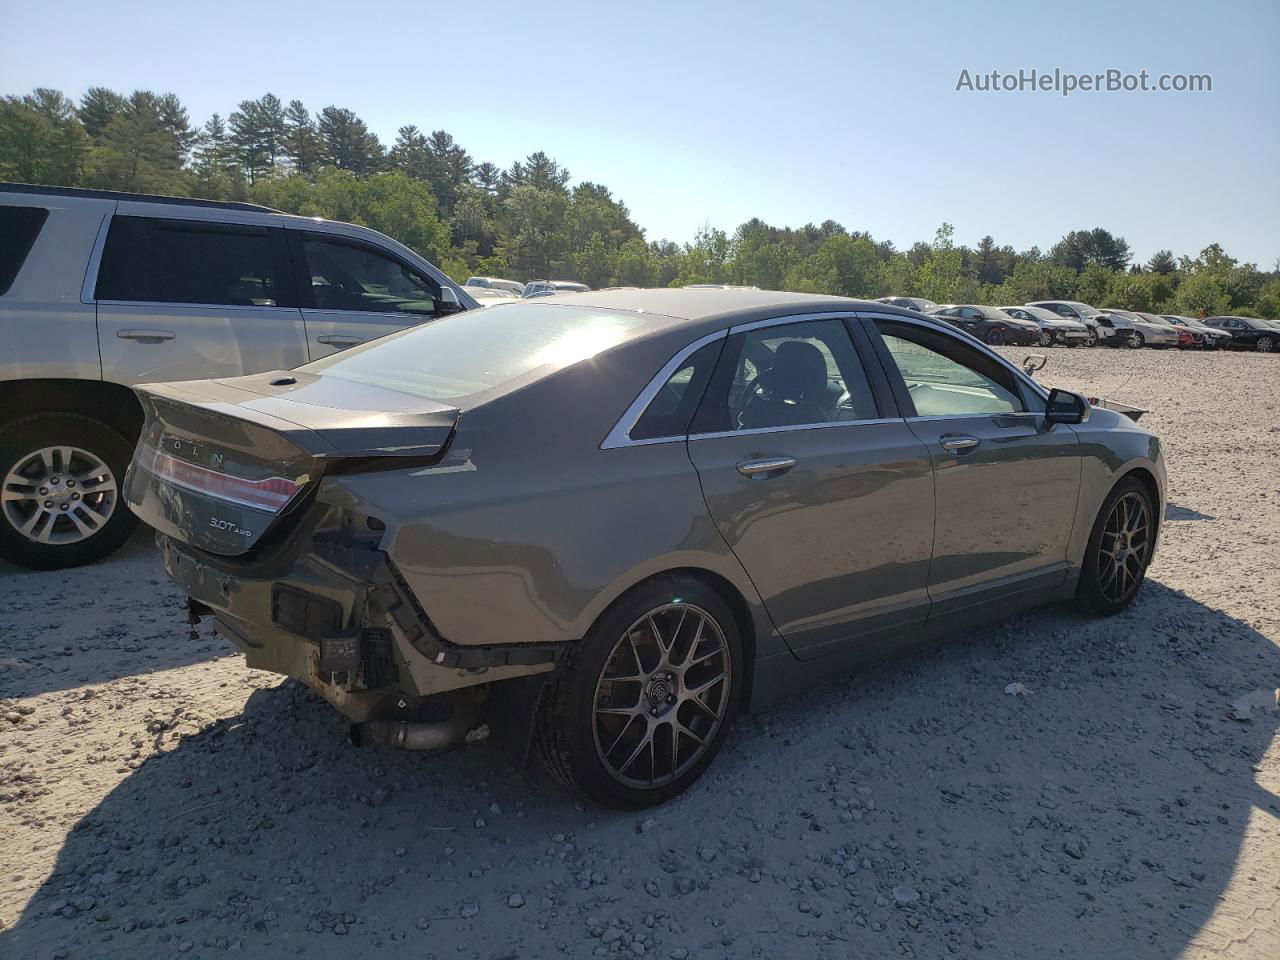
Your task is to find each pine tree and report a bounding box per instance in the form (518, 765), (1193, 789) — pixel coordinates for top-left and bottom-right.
(77, 87), (126, 140)
(283, 100), (321, 174)
(317, 106), (383, 175)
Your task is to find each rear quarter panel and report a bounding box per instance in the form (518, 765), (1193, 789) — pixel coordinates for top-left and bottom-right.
(325, 340), (778, 656)
(0, 194), (110, 383)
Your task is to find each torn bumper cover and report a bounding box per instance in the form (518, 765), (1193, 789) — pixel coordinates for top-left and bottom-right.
(162, 532), (562, 722)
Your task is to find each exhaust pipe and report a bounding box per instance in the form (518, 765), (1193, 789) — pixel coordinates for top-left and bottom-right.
(349, 696), (484, 752)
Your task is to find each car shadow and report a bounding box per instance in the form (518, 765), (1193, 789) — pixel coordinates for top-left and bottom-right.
(4, 580), (1277, 959)
(1166, 502), (1216, 522)
(0, 528), (230, 700)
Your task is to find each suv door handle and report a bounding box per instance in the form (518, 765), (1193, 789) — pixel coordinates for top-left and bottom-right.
(940, 435), (981, 453)
(317, 335), (365, 347)
(736, 457), (797, 477)
(117, 329), (175, 343)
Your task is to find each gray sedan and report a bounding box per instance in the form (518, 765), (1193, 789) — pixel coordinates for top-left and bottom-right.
(123, 290), (1166, 808)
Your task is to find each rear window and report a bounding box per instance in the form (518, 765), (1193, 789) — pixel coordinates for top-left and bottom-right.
(96, 216), (287, 307)
(0, 205), (49, 296)
(302, 302), (647, 402)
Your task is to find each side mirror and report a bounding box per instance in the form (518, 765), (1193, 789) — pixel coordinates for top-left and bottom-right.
(1021, 354), (1048, 376)
(1045, 388), (1090, 425)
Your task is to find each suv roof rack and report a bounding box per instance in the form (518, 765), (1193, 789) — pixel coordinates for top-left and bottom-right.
(0, 182), (282, 214)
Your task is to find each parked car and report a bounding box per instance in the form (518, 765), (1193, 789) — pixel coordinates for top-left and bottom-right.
(1203, 316), (1280, 352)
(124, 289), (1165, 808)
(1135, 313), (1196, 349)
(523, 280), (591, 298)
(466, 287), (521, 306)
(1026, 300), (1111, 347)
(1162, 315), (1231, 350)
(874, 296), (939, 313)
(1100, 309), (1180, 349)
(1001, 305), (1090, 347)
(0, 183), (477, 570)
(465, 276), (525, 296)
(926, 304), (1040, 345)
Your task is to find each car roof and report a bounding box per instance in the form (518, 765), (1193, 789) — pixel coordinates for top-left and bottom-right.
(528, 288), (920, 326)
(0, 181), (280, 214)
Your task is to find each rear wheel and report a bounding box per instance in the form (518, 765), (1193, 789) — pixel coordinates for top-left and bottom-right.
(0, 414), (137, 570)
(1076, 478), (1155, 616)
(536, 575), (741, 808)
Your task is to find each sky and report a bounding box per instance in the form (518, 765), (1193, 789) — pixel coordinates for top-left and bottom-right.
(2, 0), (1277, 266)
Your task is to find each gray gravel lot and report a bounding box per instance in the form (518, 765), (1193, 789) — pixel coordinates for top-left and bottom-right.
(1, 345), (1277, 960)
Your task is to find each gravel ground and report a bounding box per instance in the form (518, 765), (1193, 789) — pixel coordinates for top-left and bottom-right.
(1, 346), (1277, 960)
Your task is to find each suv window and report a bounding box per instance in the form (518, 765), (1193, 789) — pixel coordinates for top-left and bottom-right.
(0, 206), (49, 297)
(630, 339), (723, 441)
(96, 216), (286, 307)
(300, 235), (441, 315)
(693, 318), (878, 433)
(874, 320), (1024, 416)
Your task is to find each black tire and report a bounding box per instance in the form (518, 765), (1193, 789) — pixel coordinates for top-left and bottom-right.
(1084, 328), (1099, 347)
(1128, 331), (1144, 349)
(1256, 336), (1275, 354)
(0, 414), (138, 570)
(985, 328), (1006, 346)
(1076, 477), (1155, 616)
(535, 574), (743, 808)
(1038, 331), (1053, 348)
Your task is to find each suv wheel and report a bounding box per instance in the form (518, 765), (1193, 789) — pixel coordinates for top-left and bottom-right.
(1076, 478), (1155, 616)
(1257, 336), (1275, 353)
(536, 575), (742, 808)
(0, 414), (138, 570)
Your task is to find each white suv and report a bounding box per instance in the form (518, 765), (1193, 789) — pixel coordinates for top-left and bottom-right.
(0, 184), (476, 569)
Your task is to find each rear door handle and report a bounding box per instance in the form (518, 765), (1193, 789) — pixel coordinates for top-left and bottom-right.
(736, 457), (797, 477)
(940, 435), (981, 453)
(317, 335), (365, 347)
(117, 329), (175, 343)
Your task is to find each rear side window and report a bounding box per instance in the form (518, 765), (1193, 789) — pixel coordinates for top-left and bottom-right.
(0, 205), (49, 296)
(96, 216), (288, 307)
(630, 339), (723, 441)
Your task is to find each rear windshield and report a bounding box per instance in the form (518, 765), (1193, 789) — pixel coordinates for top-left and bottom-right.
(301, 302), (647, 402)
(0, 205), (49, 296)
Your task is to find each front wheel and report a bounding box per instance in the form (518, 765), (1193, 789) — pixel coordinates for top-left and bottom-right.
(986, 328), (1006, 346)
(1257, 336), (1276, 353)
(536, 575), (742, 808)
(0, 414), (137, 569)
(1127, 331), (1145, 349)
(1038, 330), (1053, 347)
(1084, 328), (1099, 347)
(1076, 478), (1155, 616)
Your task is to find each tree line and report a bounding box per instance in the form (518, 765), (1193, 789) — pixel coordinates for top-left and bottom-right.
(2, 86), (1276, 318)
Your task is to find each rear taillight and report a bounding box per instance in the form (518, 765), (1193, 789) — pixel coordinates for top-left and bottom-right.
(136, 442), (299, 514)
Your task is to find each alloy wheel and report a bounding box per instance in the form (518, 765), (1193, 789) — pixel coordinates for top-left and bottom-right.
(1039, 331), (1053, 347)
(591, 603), (731, 789)
(1085, 329), (1098, 347)
(1258, 336), (1275, 353)
(1096, 491), (1151, 605)
(1, 445), (118, 545)
(1127, 332), (1144, 349)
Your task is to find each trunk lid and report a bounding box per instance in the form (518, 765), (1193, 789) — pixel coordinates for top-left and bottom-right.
(124, 370), (458, 557)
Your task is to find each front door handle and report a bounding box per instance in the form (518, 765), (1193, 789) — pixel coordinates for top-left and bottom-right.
(940, 435), (981, 453)
(736, 457), (797, 477)
(116, 329), (175, 343)
(317, 335), (365, 347)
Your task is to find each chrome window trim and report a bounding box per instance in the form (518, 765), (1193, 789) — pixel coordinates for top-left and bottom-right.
(599, 329), (728, 450)
(79, 211), (113, 304)
(94, 299), (303, 313)
(854, 310), (1050, 404)
(689, 416), (904, 443)
(726, 309), (859, 336)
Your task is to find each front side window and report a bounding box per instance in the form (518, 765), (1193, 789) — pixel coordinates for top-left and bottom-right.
(0, 205), (49, 296)
(301, 235), (440, 315)
(693, 318), (878, 433)
(96, 216), (284, 307)
(874, 321), (1024, 417)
